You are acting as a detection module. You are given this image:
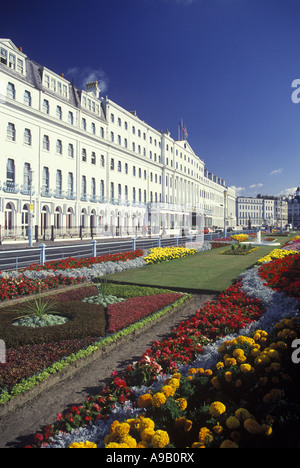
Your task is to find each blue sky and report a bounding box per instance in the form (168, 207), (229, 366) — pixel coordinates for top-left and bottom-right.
(2, 0), (300, 197)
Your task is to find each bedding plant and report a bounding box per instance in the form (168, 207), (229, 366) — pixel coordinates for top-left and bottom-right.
(25, 243), (300, 449)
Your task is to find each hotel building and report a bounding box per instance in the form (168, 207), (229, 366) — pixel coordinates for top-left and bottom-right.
(0, 38), (236, 242)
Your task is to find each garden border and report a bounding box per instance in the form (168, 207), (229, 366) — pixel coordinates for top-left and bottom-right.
(0, 288), (191, 417)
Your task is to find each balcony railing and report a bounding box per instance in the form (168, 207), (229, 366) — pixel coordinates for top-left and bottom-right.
(20, 185), (35, 196)
(40, 188), (53, 198)
(3, 181), (19, 194)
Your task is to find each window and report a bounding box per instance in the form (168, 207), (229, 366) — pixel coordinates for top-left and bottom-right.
(56, 139), (63, 155)
(110, 158), (114, 170)
(125, 163), (128, 174)
(110, 131), (114, 142)
(6, 82), (15, 99)
(81, 118), (86, 130)
(110, 182), (114, 200)
(7, 158), (15, 182)
(118, 161), (122, 172)
(91, 122), (96, 134)
(24, 128), (31, 145)
(7, 122), (16, 141)
(100, 127), (104, 138)
(133, 166), (136, 176)
(43, 135), (50, 151)
(24, 90), (32, 106)
(91, 152), (96, 165)
(43, 99), (50, 114)
(68, 111), (74, 125)
(101, 155), (105, 167)
(81, 176), (87, 197)
(133, 187), (136, 202)
(56, 170), (62, 191)
(56, 106), (62, 120)
(68, 143), (74, 158)
(68, 172), (74, 195)
(118, 135), (121, 145)
(23, 163), (31, 190)
(118, 183), (122, 199)
(100, 180), (105, 199)
(82, 148), (87, 162)
(91, 178), (96, 197)
(42, 167), (49, 189)
(124, 138), (128, 148)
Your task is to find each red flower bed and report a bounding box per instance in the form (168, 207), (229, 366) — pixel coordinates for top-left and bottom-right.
(129, 281), (265, 375)
(258, 254), (300, 300)
(107, 293), (184, 334)
(23, 250), (144, 272)
(0, 275), (85, 302)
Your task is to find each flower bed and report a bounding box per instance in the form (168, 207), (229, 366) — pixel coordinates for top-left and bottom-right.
(0, 284), (188, 404)
(258, 254), (300, 300)
(25, 250), (300, 449)
(23, 250), (145, 272)
(0, 275), (85, 302)
(107, 293), (184, 334)
(231, 234), (249, 243)
(144, 247), (197, 265)
(220, 245), (258, 255)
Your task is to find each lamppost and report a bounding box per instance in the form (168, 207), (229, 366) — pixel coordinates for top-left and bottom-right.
(28, 169), (34, 247)
(223, 189), (227, 238)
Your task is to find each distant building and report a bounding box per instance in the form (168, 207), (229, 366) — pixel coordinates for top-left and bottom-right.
(236, 195), (288, 229)
(288, 187), (300, 228)
(0, 38), (236, 243)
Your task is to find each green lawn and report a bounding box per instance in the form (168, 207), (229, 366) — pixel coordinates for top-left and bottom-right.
(104, 243), (280, 293)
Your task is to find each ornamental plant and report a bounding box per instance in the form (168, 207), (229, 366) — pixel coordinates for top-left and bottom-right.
(144, 246), (197, 265)
(231, 234), (249, 243)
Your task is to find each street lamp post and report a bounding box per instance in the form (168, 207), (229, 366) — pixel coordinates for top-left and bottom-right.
(223, 190), (227, 238)
(28, 169), (34, 247)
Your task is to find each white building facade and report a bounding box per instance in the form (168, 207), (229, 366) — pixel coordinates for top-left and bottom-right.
(0, 39), (236, 242)
(236, 195), (288, 229)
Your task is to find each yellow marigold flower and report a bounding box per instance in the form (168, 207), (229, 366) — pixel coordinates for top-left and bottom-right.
(68, 441), (97, 448)
(137, 441), (149, 448)
(240, 363), (252, 373)
(244, 418), (261, 434)
(233, 348), (245, 358)
(211, 376), (221, 389)
(139, 417), (155, 433)
(220, 440), (239, 448)
(104, 433), (118, 445)
(216, 361), (224, 369)
(260, 424), (273, 437)
(213, 423), (223, 434)
(168, 377), (180, 389)
(204, 369), (213, 376)
(235, 408), (253, 421)
(141, 428), (155, 442)
(209, 401), (226, 418)
(137, 393), (152, 408)
(172, 372), (181, 380)
(270, 362), (281, 372)
(267, 349), (280, 359)
(152, 392), (167, 408)
(119, 435), (137, 448)
(198, 427), (213, 445)
(226, 416), (240, 430)
(114, 422), (131, 436)
(161, 385), (176, 397)
(192, 442), (205, 448)
(176, 398), (187, 411)
(110, 420), (120, 433)
(225, 371), (232, 383)
(105, 442), (121, 448)
(151, 430), (170, 448)
(225, 357), (237, 367)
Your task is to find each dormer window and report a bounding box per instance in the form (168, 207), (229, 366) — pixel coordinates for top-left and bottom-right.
(0, 43), (25, 75)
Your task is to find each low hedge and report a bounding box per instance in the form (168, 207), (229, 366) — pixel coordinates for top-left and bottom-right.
(0, 300), (106, 349)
